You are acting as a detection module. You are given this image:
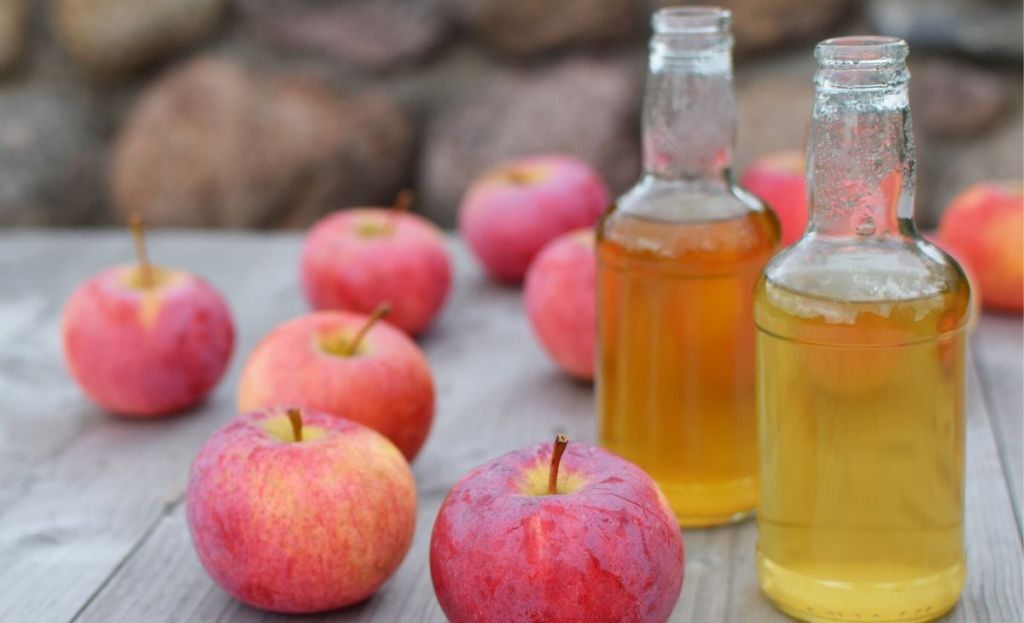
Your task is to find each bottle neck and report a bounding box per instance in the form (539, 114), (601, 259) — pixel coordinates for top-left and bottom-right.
(807, 66), (916, 239)
(642, 47), (735, 185)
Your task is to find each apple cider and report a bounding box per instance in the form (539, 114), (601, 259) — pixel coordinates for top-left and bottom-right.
(599, 204), (777, 524)
(596, 7), (779, 527)
(755, 37), (971, 622)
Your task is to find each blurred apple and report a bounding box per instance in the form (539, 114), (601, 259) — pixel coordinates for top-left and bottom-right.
(937, 180), (1023, 312)
(301, 192), (452, 335)
(524, 228), (596, 380)
(458, 154), (609, 283)
(740, 150), (807, 246)
(62, 216), (233, 417)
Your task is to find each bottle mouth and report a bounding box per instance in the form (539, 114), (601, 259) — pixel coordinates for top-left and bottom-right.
(651, 6), (733, 59)
(815, 36), (909, 67)
(653, 6), (731, 35)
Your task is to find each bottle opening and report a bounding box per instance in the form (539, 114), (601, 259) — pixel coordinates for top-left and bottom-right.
(653, 6), (731, 35)
(815, 36), (909, 67)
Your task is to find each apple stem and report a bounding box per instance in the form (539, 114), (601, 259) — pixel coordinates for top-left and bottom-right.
(393, 189), (414, 214)
(128, 213), (154, 288)
(387, 190), (414, 234)
(548, 434), (569, 495)
(346, 303), (392, 356)
(287, 408), (303, 442)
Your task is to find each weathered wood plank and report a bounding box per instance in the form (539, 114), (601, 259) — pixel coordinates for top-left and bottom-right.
(0, 231), (306, 623)
(973, 315), (1023, 533)
(940, 351), (1023, 622)
(1, 232), (1020, 623)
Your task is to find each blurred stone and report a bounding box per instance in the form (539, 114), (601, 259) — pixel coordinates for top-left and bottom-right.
(448, 0), (639, 56)
(911, 58), (1011, 139)
(112, 57), (414, 228)
(654, 0), (852, 55)
(919, 115), (1024, 226)
(235, 0), (449, 72)
(419, 58), (641, 226)
(0, 82), (105, 225)
(865, 0), (1023, 60)
(0, 0), (27, 74)
(52, 0), (226, 76)
(735, 57), (816, 172)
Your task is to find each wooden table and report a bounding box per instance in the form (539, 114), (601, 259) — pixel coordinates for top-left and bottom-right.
(0, 231), (1020, 622)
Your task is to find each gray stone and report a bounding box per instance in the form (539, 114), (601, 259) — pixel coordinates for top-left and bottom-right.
(419, 57), (642, 226)
(654, 0), (852, 55)
(865, 0), (1023, 60)
(111, 57), (415, 228)
(52, 0), (226, 76)
(0, 81), (106, 225)
(911, 57), (1012, 139)
(235, 0), (449, 72)
(734, 51), (816, 171)
(448, 0), (640, 56)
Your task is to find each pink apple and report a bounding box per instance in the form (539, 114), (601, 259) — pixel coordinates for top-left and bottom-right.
(524, 228), (596, 380)
(937, 180), (1023, 312)
(301, 195), (452, 335)
(458, 154), (610, 283)
(740, 150), (808, 246)
(62, 219), (233, 417)
(430, 436), (685, 623)
(187, 407), (417, 613)
(237, 308), (434, 459)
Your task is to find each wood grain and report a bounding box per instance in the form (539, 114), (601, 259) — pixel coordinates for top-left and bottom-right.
(973, 315), (1023, 534)
(0, 232), (1019, 623)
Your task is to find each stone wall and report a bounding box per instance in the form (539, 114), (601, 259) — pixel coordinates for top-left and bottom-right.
(0, 0), (1019, 228)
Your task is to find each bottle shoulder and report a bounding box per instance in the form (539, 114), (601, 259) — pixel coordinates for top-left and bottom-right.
(599, 176), (779, 247)
(598, 179), (779, 265)
(606, 175), (771, 223)
(755, 234), (973, 339)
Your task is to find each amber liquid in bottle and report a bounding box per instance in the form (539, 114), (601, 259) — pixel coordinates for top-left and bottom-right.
(755, 37), (970, 622)
(597, 7), (779, 527)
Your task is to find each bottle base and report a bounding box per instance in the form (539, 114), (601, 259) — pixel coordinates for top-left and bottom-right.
(757, 551), (964, 623)
(656, 475), (756, 528)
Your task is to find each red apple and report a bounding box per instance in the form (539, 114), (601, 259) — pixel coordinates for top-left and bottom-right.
(430, 436), (684, 623)
(62, 217), (234, 417)
(301, 192), (452, 335)
(524, 228), (596, 380)
(186, 407), (417, 613)
(740, 150), (807, 246)
(458, 154), (609, 283)
(237, 306), (434, 459)
(937, 180), (1023, 312)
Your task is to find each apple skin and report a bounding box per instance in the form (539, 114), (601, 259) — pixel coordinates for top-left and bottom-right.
(430, 441), (684, 623)
(301, 208), (452, 336)
(458, 154), (610, 284)
(740, 150), (807, 246)
(937, 180), (1023, 312)
(186, 408), (417, 613)
(237, 311), (434, 460)
(524, 228), (596, 380)
(62, 265), (234, 417)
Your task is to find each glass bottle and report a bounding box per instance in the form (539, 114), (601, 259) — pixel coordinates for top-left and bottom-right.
(596, 7), (780, 527)
(755, 37), (970, 621)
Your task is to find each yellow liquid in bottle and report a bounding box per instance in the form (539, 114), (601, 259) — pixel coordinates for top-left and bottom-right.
(755, 278), (969, 622)
(597, 205), (778, 526)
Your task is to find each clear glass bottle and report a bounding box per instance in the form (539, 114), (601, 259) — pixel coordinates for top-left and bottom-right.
(596, 7), (780, 527)
(755, 37), (970, 621)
